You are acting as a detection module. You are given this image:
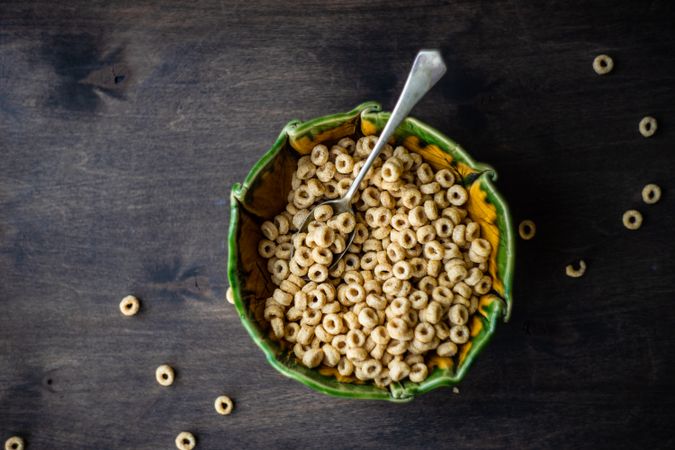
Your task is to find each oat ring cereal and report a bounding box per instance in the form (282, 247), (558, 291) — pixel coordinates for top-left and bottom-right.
(214, 395), (234, 415)
(592, 54), (613, 75)
(638, 116), (657, 138)
(256, 136), (495, 386)
(156, 364), (175, 386)
(4, 437), (24, 450)
(518, 220), (536, 240)
(226, 287), (235, 304)
(565, 260), (587, 278)
(175, 432), (196, 450)
(622, 209), (643, 230)
(641, 184), (661, 205)
(119, 295), (140, 316)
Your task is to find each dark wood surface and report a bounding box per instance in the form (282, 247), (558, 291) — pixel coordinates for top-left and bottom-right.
(2, 1), (675, 448)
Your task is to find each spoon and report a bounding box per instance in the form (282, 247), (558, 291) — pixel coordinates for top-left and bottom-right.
(294, 49), (447, 271)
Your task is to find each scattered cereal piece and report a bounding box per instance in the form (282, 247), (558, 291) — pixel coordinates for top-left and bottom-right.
(452, 386), (460, 394)
(226, 287), (235, 304)
(641, 184), (661, 205)
(175, 432), (196, 450)
(214, 395), (234, 415)
(592, 54), (613, 75)
(622, 209), (643, 230)
(565, 260), (587, 278)
(156, 364), (175, 386)
(4, 437), (24, 450)
(639, 116), (657, 138)
(119, 295), (140, 316)
(518, 220), (536, 240)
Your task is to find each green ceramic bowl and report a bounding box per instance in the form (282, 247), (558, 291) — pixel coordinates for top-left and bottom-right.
(228, 102), (515, 402)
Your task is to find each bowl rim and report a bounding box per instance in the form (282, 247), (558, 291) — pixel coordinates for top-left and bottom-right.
(228, 101), (514, 401)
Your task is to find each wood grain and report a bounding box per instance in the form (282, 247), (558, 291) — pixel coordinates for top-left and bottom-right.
(1, 1), (675, 448)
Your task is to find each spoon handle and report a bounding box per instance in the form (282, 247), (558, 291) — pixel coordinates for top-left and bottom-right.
(344, 50), (447, 202)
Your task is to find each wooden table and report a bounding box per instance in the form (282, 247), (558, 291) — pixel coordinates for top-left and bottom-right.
(1, 1), (674, 448)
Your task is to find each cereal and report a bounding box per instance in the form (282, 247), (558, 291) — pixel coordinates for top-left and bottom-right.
(255, 133), (494, 387)
(639, 116), (657, 138)
(302, 348), (324, 368)
(518, 220), (536, 240)
(565, 260), (587, 278)
(311, 144), (329, 166)
(120, 295), (140, 316)
(449, 325), (470, 344)
(225, 286), (236, 305)
(156, 364), (175, 386)
(622, 209), (643, 230)
(4, 437), (24, 450)
(641, 184), (661, 204)
(214, 395), (234, 415)
(447, 185), (468, 206)
(592, 54), (613, 75)
(175, 432), (196, 450)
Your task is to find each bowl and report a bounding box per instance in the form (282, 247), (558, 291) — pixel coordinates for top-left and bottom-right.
(227, 102), (515, 402)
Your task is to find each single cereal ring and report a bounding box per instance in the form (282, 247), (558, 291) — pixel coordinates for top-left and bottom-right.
(448, 304), (469, 326)
(340, 137), (357, 154)
(474, 275), (493, 295)
(437, 341), (458, 357)
(307, 290), (327, 310)
(257, 239), (276, 258)
(337, 356), (354, 376)
(565, 260), (587, 278)
(392, 260), (412, 280)
(358, 307), (379, 328)
(335, 153), (355, 174)
(639, 116), (657, 138)
(175, 432), (196, 450)
(225, 287), (235, 304)
(382, 158), (403, 182)
(433, 323), (449, 341)
(274, 214), (290, 235)
(452, 281), (472, 299)
(311, 144), (329, 166)
(260, 220), (279, 241)
(322, 343), (341, 367)
(214, 395), (234, 415)
(302, 309), (322, 326)
(284, 323), (300, 342)
(120, 295), (140, 316)
(622, 209), (643, 230)
(518, 220), (536, 240)
(414, 322), (435, 344)
(449, 325), (470, 344)
(388, 359), (410, 382)
(302, 348), (323, 369)
(447, 185), (468, 206)
(346, 346), (368, 362)
(409, 290), (429, 310)
(4, 437), (24, 450)
(642, 184), (661, 204)
(271, 259), (290, 279)
(361, 359), (383, 379)
(592, 54), (613, 75)
(435, 168), (455, 188)
(409, 362), (429, 383)
(156, 364), (175, 386)
(346, 329), (366, 348)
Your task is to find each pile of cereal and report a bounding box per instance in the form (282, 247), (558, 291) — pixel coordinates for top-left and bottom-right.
(256, 135), (493, 386)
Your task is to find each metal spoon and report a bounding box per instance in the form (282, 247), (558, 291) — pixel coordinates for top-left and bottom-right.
(294, 50), (447, 271)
